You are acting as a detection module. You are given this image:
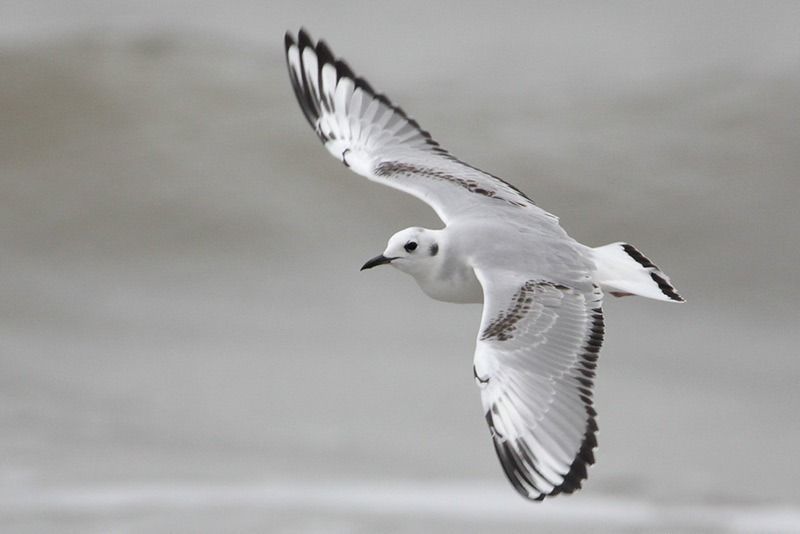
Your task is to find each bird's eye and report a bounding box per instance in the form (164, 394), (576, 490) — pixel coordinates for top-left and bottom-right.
(404, 241), (418, 252)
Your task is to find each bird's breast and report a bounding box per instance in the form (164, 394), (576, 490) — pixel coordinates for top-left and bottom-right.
(415, 265), (483, 304)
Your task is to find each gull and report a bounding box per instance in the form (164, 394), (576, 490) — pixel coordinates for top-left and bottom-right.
(284, 29), (684, 502)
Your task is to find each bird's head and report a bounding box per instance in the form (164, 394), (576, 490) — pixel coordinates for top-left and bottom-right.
(360, 227), (440, 274)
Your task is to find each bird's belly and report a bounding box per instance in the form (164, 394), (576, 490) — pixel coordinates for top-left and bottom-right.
(417, 267), (484, 304)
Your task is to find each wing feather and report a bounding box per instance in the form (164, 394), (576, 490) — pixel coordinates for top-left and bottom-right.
(474, 270), (604, 501)
(284, 29), (541, 223)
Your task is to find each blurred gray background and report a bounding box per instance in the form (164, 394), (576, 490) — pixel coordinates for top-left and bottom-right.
(1, 1), (799, 532)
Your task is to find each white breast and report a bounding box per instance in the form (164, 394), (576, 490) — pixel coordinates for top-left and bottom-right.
(415, 263), (484, 304)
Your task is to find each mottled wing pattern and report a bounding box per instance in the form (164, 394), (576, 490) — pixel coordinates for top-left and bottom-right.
(473, 269), (604, 501)
(284, 29), (538, 223)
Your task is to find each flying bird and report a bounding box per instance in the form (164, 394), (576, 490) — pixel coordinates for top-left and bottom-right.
(284, 29), (684, 501)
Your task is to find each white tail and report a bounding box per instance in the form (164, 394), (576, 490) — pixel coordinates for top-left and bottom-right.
(592, 242), (684, 302)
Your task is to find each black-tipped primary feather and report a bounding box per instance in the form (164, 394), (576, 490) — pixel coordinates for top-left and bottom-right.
(315, 39), (335, 67)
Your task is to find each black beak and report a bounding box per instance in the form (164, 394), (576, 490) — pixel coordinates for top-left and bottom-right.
(360, 254), (394, 271)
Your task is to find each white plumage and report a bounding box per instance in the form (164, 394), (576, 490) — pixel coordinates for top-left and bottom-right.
(284, 29), (683, 501)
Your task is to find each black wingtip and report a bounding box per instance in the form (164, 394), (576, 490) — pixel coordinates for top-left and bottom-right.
(282, 27), (449, 159)
(316, 39), (335, 66)
(284, 31), (295, 50)
(297, 28), (313, 50)
(284, 28), (322, 130)
(334, 59), (355, 81)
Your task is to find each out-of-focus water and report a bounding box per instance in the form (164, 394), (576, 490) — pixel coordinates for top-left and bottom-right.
(1, 2), (799, 532)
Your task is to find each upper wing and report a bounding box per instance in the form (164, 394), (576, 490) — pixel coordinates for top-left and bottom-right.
(473, 268), (604, 501)
(284, 29), (538, 224)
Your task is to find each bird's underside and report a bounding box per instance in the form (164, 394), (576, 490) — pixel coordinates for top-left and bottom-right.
(284, 28), (683, 501)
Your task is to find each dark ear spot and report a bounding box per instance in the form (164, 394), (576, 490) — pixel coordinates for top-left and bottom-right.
(429, 243), (439, 256)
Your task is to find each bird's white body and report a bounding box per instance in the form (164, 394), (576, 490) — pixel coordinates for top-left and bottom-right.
(285, 29), (683, 502)
(384, 221), (678, 303)
(396, 223), (680, 305)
